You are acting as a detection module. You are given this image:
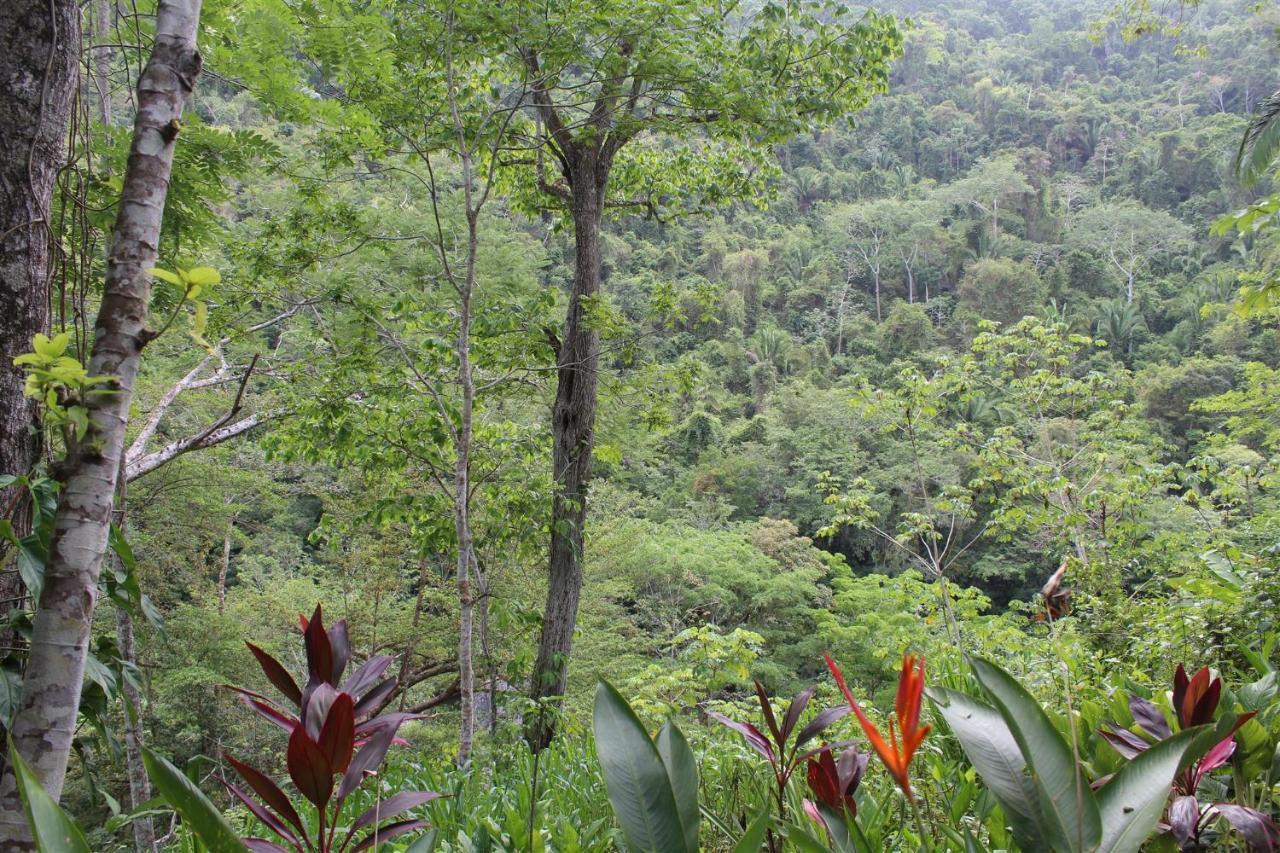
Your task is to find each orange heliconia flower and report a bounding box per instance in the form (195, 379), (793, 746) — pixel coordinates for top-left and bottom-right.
(824, 652), (931, 800)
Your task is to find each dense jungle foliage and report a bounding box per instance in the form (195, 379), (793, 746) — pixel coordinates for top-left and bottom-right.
(3, 0), (1280, 849)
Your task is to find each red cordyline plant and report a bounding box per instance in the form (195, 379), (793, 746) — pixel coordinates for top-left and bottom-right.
(222, 605), (440, 852)
(707, 680), (851, 834)
(1102, 664), (1279, 852)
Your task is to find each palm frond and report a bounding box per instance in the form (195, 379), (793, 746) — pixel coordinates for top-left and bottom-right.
(1235, 89), (1280, 187)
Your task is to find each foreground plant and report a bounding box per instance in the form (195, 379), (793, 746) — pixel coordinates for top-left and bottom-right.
(223, 605), (439, 851)
(707, 679), (850, 830)
(593, 679), (700, 853)
(931, 656), (1210, 853)
(1101, 664), (1279, 851)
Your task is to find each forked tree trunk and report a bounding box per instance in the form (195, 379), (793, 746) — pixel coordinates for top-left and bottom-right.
(0, 0), (80, 647)
(527, 154), (605, 751)
(0, 1), (203, 840)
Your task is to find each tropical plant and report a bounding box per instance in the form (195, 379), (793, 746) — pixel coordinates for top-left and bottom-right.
(1100, 665), (1280, 851)
(930, 656), (1210, 853)
(706, 679), (850, 830)
(593, 679), (700, 853)
(221, 605), (440, 852)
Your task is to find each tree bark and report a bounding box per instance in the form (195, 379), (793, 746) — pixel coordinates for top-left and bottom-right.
(0, 1), (202, 839)
(453, 202), (478, 768)
(527, 153), (605, 751)
(0, 0), (80, 634)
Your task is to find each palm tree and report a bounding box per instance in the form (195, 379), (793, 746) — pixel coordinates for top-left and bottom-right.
(1095, 299), (1145, 357)
(1235, 89), (1280, 187)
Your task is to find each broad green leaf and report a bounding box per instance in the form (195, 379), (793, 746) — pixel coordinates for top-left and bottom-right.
(731, 810), (771, 853)
(9, 742), (92, 852)
(593, 680), (688, 853)
(928, 687), (1046, 849)
(655, 721), (700, 853)
(1096, 728), (1201, 853)
(150, 267), (183, 286)
(142, 747), (247, 852)
(970, 657), (1101, 852)
(185, 266), (221, 287)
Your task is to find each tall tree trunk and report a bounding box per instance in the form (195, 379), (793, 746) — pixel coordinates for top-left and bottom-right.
(94, 0), (113, 124)
(0, 0), (80, 641)
(0, 2), (202, 838)
(111, 460), (156, 852)
(527, 155), (604, 751)
(454, 205), (477, 767)
(217, 513), (234, 614)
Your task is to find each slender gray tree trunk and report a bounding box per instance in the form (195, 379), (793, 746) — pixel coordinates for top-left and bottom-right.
(110, 459), (156, 852)
(453, 204), (477, 767)
(0, 0), (80, 645)
(528, 154), (605, 751)
(0, 2), (202, 840)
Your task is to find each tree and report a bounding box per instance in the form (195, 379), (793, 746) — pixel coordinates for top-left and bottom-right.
(500, 0), (903, 748)
(944, 154), (1032, 249)
(0, 0), (204, 840)
(0, 0), (80, 642)
(1069, 201), (1191, 304)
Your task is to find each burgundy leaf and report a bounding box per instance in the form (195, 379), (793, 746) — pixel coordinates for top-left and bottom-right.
(287, 723), (333, 808)
(794, 738), (860, 766)
(353, 791), (443, 830)
(221, 779), (301, 847)
(328, 620), (350, 683)
(1128, 695), (1172, 740)
(754, 681), (781, 745)
(807, 752), (842, 810)
(246, 643), (303, 708)
(303, 683), (339, 740)
(356, 711), (418, 740)
(795, 705), (851, 750)
(1187, 677), (1221, 728)
(303, 604), (333, 684)
(225, 754), (307, 837)
(1100, 725), (1151, 759)
(233, 694), (299, 734)
(1173, 664), (1190, 723)
(338, 719), (398, 801)
(244, 840), (291, 853)
(340, 656), (394, 699)
(1214, 804), (1280, 852)
(780, 686), (815, 746)
(351, 818), (430, 851)
(319, 693), (356, 773)
(1169, 795), (1201, 845)
(353, 677), (398, 720)
(706, 710), (775, 762)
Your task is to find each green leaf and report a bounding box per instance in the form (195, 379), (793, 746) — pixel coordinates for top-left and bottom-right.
(593, 680), (689, 853)
(1096, 728), (1201, 853)
(9, 742), (92, 852)
(928, 687), (1046, 849)
(655, 721), (700, 853)
(184, 266), (221, 287)
(142, 747), (247, 851)
(731, 810), (771, 853)
(969, 657), (1101, 852)
(150, 267), (183, 286)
